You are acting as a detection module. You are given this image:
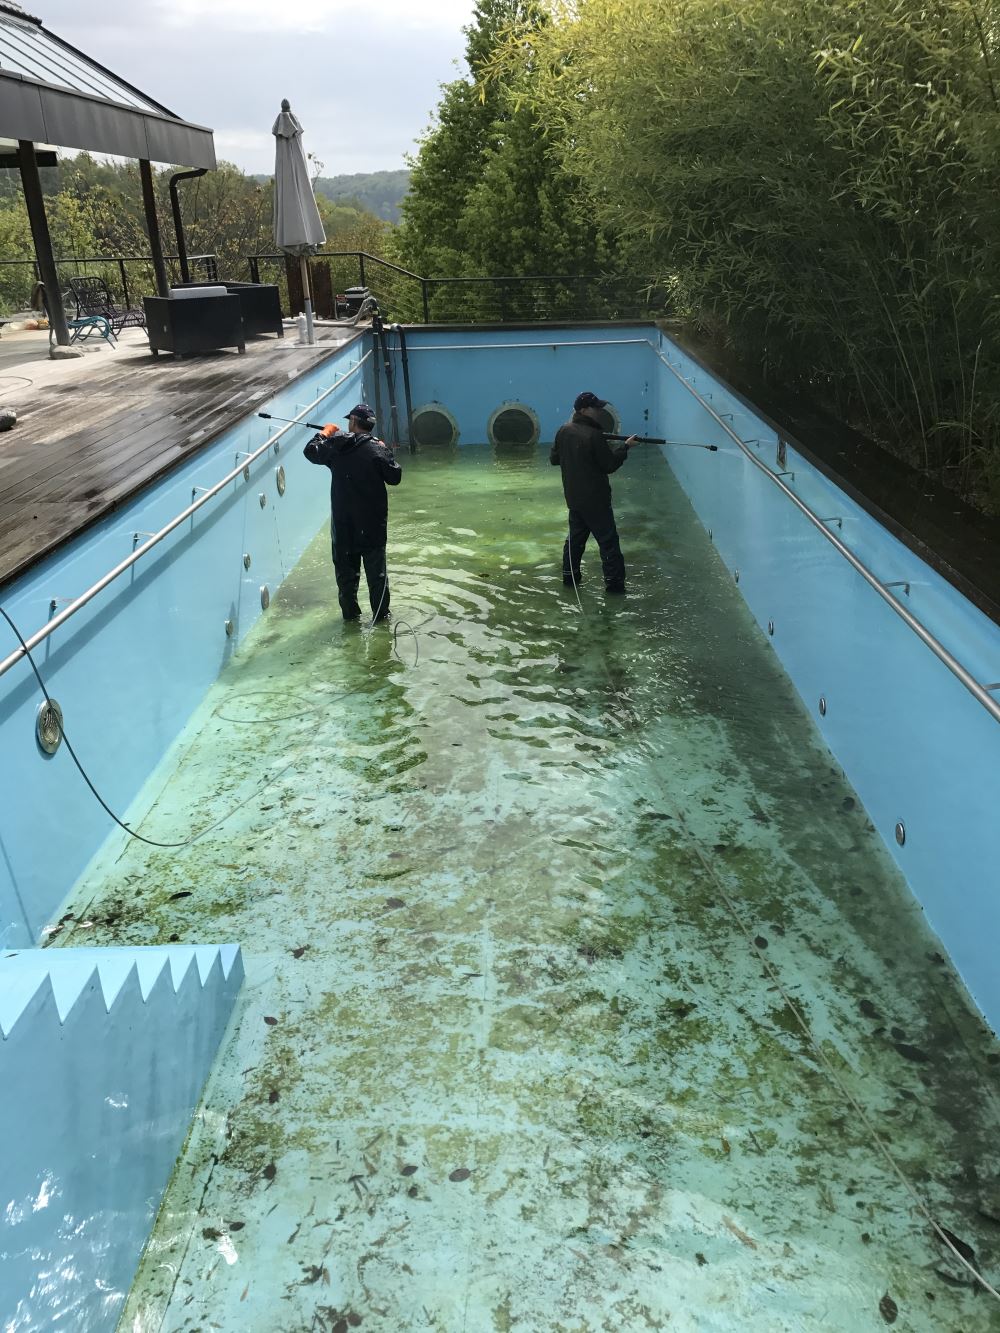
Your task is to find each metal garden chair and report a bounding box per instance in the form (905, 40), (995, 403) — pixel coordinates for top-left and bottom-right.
(67, 275), (146, 333)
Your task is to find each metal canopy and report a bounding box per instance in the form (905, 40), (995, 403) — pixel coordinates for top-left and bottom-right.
(0, 4), (215, 168)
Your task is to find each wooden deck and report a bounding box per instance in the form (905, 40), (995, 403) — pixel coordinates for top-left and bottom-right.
(0, 325), (363, 588)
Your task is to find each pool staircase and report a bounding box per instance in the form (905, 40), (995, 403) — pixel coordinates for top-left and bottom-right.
(0, 942), (244, 1329)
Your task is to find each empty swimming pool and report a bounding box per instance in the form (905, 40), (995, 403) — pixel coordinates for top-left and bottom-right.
(44, 438), (1000, 1331)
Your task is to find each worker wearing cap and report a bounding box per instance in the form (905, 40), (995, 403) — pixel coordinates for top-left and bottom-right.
(551, 391), (637, 594)
(304, 403), (401, 622)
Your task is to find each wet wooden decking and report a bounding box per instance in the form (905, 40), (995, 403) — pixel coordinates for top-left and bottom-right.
(0, 326), (362, 588)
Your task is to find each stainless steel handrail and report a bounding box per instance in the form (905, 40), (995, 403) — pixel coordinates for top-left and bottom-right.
(655, 346), (1000, 725)
(402, 338), (653, 352)
(0, 350), (372, 681)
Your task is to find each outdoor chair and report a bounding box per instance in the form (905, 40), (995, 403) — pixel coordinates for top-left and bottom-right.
(68, 275), (146, 333)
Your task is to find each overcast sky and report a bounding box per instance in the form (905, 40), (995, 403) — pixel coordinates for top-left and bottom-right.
(35, 0), (477, 175)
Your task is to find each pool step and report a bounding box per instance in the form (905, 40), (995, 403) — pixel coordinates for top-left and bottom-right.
(0, 942), (244, 1331)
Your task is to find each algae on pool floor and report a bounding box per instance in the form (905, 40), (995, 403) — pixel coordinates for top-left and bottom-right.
(60, 442), (1000, 1331)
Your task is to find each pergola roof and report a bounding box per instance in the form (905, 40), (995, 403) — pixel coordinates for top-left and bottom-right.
(0, 2), (215, 168)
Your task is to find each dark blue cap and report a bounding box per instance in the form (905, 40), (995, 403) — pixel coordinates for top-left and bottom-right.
(346, 402), (375, 423)
(574, 391), (608, 412)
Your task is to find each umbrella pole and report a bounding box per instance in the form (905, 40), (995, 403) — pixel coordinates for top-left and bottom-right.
(300, 254), (315, 345)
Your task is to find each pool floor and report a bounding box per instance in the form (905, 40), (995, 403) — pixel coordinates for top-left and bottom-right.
(56, 442), (1000, 1331)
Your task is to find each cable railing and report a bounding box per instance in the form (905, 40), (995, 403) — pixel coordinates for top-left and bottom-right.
(0, 253), (218, 313)
(654, 346), (1000, 726)
(245, 251), (674, 325)
(0, 352), (371, 682)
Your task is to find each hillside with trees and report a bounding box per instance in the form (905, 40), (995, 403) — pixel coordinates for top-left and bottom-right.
(0, 153), (390, 314)
(313, 171), (410, 223)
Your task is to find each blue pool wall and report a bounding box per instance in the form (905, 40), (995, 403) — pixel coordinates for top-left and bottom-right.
(0, 335), (373, 949)
(399, 323), (1000, 1032)
(396, 325), (659, 445)
(652, 332), (1000, 1030)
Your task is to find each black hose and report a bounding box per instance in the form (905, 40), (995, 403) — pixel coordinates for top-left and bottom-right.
(373, 311), (400, 449)
(394, 324), (415, 453)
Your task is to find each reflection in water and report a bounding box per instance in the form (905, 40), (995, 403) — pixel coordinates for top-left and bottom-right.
(59, 444), (1000, 1332)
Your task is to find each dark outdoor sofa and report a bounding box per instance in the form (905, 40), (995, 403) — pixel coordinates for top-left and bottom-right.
(143, 287), (245, 359)
(171, 281), (283, 339)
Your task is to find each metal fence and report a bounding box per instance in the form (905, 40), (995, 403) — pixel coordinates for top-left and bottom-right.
(247, 251), (675, 324)
(0, 253), (218, 315)
(0, 246), (671, 325)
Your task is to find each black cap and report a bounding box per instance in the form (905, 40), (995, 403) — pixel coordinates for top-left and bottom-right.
(574, 391), (607, 412)
(346, 402), (375, 423)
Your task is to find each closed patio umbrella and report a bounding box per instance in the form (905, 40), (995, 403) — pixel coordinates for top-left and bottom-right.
(272, 98), (326, 345)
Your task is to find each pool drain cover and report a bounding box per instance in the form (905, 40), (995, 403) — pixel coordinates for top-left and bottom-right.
(36, 698), (63, 755)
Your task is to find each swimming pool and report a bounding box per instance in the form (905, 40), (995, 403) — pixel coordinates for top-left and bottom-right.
(3, 326), (1000, 1328)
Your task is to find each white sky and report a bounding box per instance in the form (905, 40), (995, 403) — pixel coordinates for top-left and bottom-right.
(35, 0), (478, 174)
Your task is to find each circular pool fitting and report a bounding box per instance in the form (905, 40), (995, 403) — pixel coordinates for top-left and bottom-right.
(260, 585), (270, 610)
(594, 403), (622, 436)
(242, 464), (251, 483)
(36, 698), (63, 755)
(411, 404), (459, 449)
(243, 552), (252, 571)
(487, 402), (539, 448)
(767, 619), (775, 636)
(224, 619), (234, 637)
(276, 465), (286, 496)
(734, 568), (740, 584)
(895, 821), (906, 847)
(819, 696), (827, 716)
(259, 492), (267, 509)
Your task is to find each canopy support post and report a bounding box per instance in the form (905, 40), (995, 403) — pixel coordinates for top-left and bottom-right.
(19, 140), (69, 347)
(140, 159), (170, 298)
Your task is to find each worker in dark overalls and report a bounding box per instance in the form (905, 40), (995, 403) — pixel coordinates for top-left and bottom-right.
(304, 402), (402, 621)
(551, 391), (637, 594)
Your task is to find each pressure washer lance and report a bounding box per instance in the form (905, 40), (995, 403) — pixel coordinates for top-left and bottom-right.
(606, 434), (718, 451)
(258, 411), (330, 433)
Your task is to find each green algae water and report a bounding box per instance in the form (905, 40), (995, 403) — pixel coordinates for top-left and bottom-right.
(59, 443), (1000, 1331)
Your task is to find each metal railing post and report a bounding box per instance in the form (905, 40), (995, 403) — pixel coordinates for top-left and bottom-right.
(249, 255), (260, 284)
(422, 279), (430, 324)
(119, 257), (130, 308)
(359, 252), (366, 288)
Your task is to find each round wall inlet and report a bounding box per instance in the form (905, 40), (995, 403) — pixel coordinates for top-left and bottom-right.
(819, 696), (827, 716)
(767, 619), (775, 636)
(895, 821), (906, 846)
(224, 619), (234, 637)
(36, 699), (63, 756)
(259, 492), (267, 509)
(487, 402), (539, 448)
(243, 464), (251, 483)
(276, 465), (286, 496)
(411, 404), (459, 449)
(243, 553), (252, 570)
(734, 569), (740, 584)
(260, 585), (270, 610)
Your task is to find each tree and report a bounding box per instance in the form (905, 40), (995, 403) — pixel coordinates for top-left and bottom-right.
(501, 0), (1000, 509)
(396, 0), (610, 291)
